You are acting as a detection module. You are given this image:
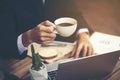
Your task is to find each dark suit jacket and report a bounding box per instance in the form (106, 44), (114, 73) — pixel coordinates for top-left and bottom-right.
(0, 0), (93, 59)
(0, 0), (44, 59)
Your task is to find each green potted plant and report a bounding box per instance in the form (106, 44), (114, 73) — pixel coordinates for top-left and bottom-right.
(29, 44), (48, 80)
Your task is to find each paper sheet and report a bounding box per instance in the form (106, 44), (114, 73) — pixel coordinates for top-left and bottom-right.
(90, 32), (120, 54)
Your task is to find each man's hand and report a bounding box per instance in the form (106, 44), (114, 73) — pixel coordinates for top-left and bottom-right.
(71, 32), (94, 58)
(22, 20), (56, 47)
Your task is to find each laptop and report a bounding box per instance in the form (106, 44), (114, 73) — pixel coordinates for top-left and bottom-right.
(47, 50), (120, 80)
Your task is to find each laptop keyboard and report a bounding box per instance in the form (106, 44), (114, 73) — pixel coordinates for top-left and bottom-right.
(48, 70), (57, 80)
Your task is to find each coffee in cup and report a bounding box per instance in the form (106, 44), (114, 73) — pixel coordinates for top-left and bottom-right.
(54, 17), (77, 37)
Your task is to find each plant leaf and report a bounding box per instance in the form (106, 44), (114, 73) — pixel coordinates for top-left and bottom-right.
(31, 45), (35, 67)
(31, 44), (43, 71)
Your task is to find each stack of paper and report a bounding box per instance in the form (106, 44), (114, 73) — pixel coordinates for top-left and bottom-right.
(90, 32), (120, 54)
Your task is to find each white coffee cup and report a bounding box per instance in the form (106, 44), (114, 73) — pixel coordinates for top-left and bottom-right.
(54, 17), (77, 37)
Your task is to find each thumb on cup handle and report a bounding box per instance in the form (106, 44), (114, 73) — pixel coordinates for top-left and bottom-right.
(53, 29), (59, 34)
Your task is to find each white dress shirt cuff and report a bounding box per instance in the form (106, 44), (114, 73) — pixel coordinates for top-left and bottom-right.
(17, 34), (27, 55)
(77, 28), (89, 36)
(73, 28), (89, 44)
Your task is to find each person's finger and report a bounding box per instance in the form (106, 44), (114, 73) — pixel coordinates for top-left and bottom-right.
(42, 41), (52, 44)
(37, 22), (55, 33)
(82, 45), (87, 57)
(36, 24), (53, 33)
(75, 44), (82, 58)
(42, 20), (55, 26)
(71, 46), (76, 57)
(44, 21), (56, 31)
(39, 31), (56, 38)
(40, 37), (53, 42)
(41, 39), (54, 44)
(91, 47), (94, 55)
(36, 36), (55, 44)
(41, 20), (56, 31)
(88, 47), (94, 56)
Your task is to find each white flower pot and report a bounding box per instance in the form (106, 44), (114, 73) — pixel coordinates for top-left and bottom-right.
(29, 63), (48, 80)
